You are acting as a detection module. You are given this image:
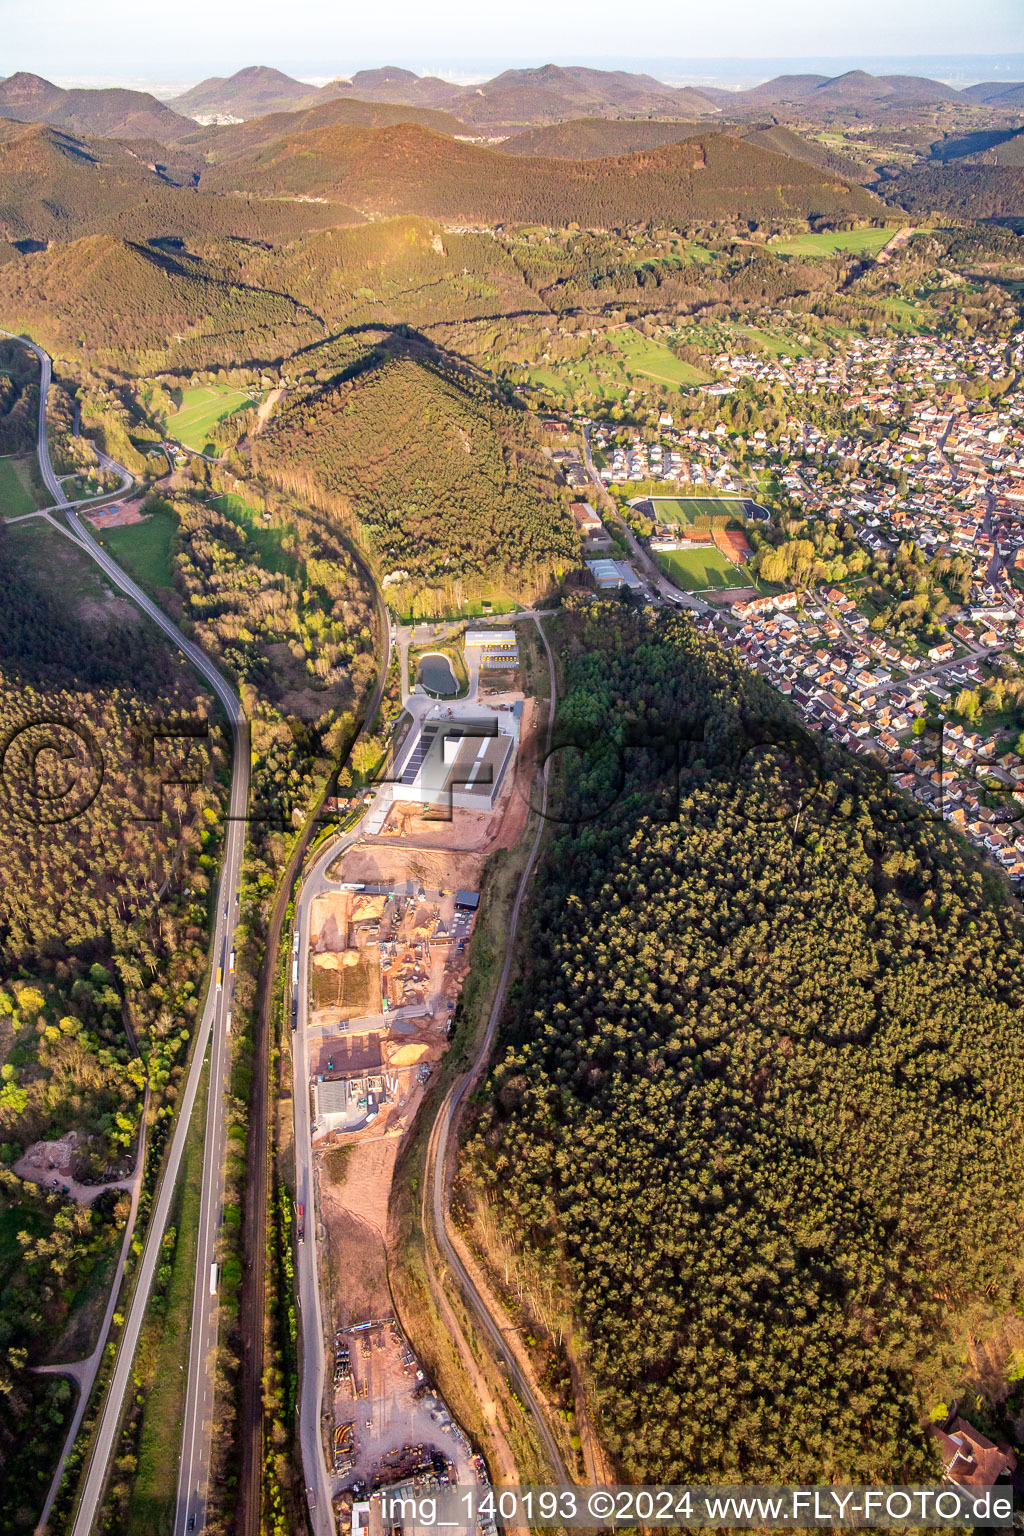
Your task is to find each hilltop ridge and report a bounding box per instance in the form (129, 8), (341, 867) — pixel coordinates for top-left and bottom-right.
(199, 119), (881, 225)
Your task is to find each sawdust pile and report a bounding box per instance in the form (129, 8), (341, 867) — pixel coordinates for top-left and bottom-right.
(407, 904), (437, 937)
(312, 951), (362, 971)
(389, 1042), (430, 1067)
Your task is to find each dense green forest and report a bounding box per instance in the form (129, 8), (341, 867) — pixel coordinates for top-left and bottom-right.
(252, 345), (579, 610)
(889, 162), (1024, 219)
(0, 237), (325, 373)
(0, 336), (39, 454)
(467, 599), (1024, 1483)
(0, 522), (225, 1527)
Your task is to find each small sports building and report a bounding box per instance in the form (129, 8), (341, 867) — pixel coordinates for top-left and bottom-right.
(586, 559), (642, 591)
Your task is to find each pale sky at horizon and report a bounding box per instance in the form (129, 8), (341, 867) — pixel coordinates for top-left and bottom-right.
(1, 0), (1022, 88)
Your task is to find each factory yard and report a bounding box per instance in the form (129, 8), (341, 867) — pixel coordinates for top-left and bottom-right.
(310, 855), (484, 1502)
(329, 1320), (478, 1491)
(298, 637), (539, 1518)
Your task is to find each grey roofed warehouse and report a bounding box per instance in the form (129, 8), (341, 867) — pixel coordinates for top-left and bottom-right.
(390, 715), (515, 814)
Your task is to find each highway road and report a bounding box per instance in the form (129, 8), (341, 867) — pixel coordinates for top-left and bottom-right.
(1, 331), (250, 1536)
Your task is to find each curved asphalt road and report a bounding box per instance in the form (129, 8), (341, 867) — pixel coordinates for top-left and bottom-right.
(1, 332), (250, 1536)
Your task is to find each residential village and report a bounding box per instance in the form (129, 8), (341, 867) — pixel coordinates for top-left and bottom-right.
(543, 328), (1024, 891)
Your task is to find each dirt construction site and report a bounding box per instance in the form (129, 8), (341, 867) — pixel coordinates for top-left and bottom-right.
(307, 673), (541, 1509)
(310, 848), (487, 1499)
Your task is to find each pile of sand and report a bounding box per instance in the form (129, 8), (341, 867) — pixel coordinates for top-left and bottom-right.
(313, 951), (362, 971)
(407, 904), (437, 937)
(351, 894), (388, 923)
(389, 1042), (430, 1067)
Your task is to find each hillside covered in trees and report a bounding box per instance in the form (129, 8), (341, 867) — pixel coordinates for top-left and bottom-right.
(0, 236), (325, 372)
(201, 124), (882, 227)
(252, 344), (579, 611)
(467, 599), (1024, 1484)
(0, 521), (226, 1523)
(0, 121), (360, 245)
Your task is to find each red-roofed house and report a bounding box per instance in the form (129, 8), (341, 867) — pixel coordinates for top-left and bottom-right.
(930, 1417), (1017, 1489)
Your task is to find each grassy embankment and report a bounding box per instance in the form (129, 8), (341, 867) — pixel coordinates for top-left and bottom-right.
(0, 453), (45, 516)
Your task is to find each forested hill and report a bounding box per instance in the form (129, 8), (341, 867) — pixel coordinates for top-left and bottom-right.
(184, 95), (469, 162)
(499, 118), (708, 160)
(889, 162), (1024, 220)
(0, 120), (362, 245)
(0, 236), (325, 370)
(252, 345), (578, 611)
(201, 124), (882, 226)
(468, 599), (1024, 1483)
(0, 71), (193, 142)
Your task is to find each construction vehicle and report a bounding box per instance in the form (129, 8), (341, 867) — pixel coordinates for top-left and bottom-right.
(297, 1202), (305, 1243)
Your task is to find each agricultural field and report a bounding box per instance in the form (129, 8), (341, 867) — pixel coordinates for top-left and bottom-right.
(0, 454), (40, 517)
(163, 385), (255, 453)
(769, 225), (904, 259)
(656, 544), (747, 592)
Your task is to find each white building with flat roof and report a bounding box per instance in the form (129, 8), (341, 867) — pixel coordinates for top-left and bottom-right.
(465, 629), (517, 647)
(464, 629), (518, 667)
(390, 714), (515, 812)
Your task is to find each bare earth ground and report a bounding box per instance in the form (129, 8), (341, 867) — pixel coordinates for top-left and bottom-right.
(83, 497), (147, 528)
(14, 1132), (135, 1204)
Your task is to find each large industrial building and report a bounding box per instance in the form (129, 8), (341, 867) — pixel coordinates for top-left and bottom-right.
(311, 1033), (396, 1136)
(464, 629), (519, 668)
(389, 711), (517, 813)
